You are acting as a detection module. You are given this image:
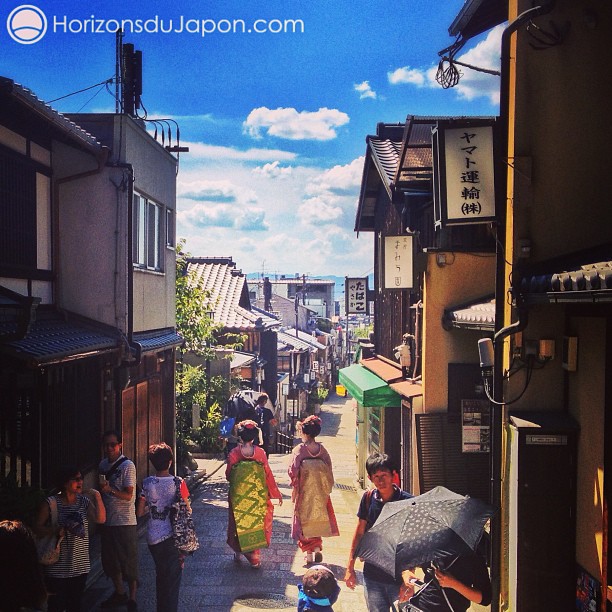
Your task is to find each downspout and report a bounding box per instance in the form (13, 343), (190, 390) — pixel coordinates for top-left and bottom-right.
(111, 160), (142, 369)
(491, 3), (556, 611)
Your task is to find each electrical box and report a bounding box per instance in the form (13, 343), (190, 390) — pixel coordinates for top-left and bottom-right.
(508, 412), (579, 611)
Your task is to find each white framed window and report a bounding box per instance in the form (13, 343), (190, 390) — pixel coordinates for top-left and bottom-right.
(133, 192), (162, 270)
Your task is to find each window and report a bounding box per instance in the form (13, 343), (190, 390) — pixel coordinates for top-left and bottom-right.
(0, 148), (37, 270)
(133, 192), (162, 270)
(166, 208), (175, 248)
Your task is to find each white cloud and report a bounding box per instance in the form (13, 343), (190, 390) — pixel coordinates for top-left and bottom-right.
(452, 24), (503, 105)
(387, 26), (502, 106)
(175, 153), (372, 275)
(235, 208), (270, 231)
(306, 156), (364, 197)
(388, 66), (427, 86)
(182, 141), (297, 161)
(243, 107), (350, 141)
(354, 81), (377, 100)
(179, 203), (236, 228)
(252, 161), (294, 178)
(297, 197), (343, 224)
(179, 179), (258, 204)
(178, 203), (268, 231)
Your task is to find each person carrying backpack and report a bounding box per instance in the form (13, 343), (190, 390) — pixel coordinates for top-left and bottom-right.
(98, 430), (139, 611)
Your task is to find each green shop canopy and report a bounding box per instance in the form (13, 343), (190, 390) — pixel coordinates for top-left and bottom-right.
(339, 364), (401, 408)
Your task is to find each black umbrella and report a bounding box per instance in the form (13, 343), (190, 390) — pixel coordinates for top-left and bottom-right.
(355, 486), (494, 577)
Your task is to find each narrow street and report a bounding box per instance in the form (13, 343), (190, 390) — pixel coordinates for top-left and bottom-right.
(83, 393), (368, 611)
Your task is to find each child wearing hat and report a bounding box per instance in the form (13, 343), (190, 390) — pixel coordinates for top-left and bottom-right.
(298, 565), (340, 611)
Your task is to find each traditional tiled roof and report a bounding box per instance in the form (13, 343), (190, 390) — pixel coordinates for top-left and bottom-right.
(133, 329), (183, 353)
(277, 330), (319, 352)
(0, 312), (119, 366)
(442, 296), (496, 331)
(230, 351), (257, 369)
(282, 329), (326, 350)
(520, 261), (612, 304)
(0, 77), (105, 153)
(187, 258), (279, 331)
(354, 126), (404, 233)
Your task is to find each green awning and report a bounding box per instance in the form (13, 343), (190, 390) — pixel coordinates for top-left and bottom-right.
(339, 364), (401, 407)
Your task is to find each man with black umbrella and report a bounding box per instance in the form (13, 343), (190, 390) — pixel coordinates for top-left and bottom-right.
(344, 452), (412, 611)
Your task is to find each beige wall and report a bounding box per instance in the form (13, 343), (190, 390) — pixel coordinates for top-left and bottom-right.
(57, 117), (177, 332)
(422, 251), (496, 410)
(503, 306), (565, 412)
(568, 317), (605, 581)
(513, 0), (612, 263)
(57, 162), (127, 328)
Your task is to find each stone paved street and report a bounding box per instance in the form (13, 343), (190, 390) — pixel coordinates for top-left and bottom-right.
(83, 393), (368, 611)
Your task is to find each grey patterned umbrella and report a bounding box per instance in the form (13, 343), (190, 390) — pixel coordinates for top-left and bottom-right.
(355, 486), (494, 577)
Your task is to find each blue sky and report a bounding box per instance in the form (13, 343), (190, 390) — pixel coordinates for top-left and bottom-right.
(1, 0), (502, 277)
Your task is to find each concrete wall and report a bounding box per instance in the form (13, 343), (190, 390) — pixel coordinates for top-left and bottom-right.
(422, 251), (496, 410)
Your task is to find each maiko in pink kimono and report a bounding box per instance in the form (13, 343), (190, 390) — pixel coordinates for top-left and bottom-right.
(288, 415), (339, 565)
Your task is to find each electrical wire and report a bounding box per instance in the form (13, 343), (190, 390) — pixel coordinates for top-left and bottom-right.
(75, 84), (107, 113)
(48, 78), (114, 103)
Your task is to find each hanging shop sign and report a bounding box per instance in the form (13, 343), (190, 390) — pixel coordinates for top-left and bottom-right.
(346, 277), (369, 314)
(433, 121), (496, 226)
(384, 235), (413, 289)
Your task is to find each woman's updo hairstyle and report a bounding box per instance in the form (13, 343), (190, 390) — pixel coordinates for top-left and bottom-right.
(236, 419), (260, 443)
(301, 415), (322, 438)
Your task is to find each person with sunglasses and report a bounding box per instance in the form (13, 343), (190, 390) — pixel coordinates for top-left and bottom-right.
(98, 430), (139, 610)
(34, 465), (105, 612)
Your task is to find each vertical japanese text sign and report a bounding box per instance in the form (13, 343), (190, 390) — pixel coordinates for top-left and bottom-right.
(384, 236), (413, 289)
(345, 277), (369, 314)
(434, 123), (496, 226)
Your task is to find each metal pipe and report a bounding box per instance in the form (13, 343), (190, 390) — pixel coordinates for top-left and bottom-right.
(491, 3), (556, 610)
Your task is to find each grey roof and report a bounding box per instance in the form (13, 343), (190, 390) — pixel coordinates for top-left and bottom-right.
(187, 258), (280, 331)
(442, 297), (496, 331)
(355, 126), (404, 233)
(133, 329), (183, 353)
(282, 328), (326, 350)
(277, 330), (320, 352)
(230, 351), (257, 369)
(448, 0), (506, 40)
(251, 294), (314, 327)
(0, 77), (105, 154)
(369, 137), (402, 197)
(520, 261), (612, 304)
(0, 314), (119, 365)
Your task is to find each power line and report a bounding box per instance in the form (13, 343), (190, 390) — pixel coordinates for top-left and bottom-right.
(47, 78), (114, 103)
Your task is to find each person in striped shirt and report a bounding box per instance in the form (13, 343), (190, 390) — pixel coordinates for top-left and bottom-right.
(34, 465), (106, 612)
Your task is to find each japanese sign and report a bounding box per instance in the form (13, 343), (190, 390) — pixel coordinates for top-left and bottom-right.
(345, 277), (369, 314)
(384, 235), (413, 289)
(433, 123), (496, 226)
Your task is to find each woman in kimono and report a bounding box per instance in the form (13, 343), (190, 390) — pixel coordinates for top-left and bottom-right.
(288, 415), (339, 565)
(226, 419), (283, 568)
